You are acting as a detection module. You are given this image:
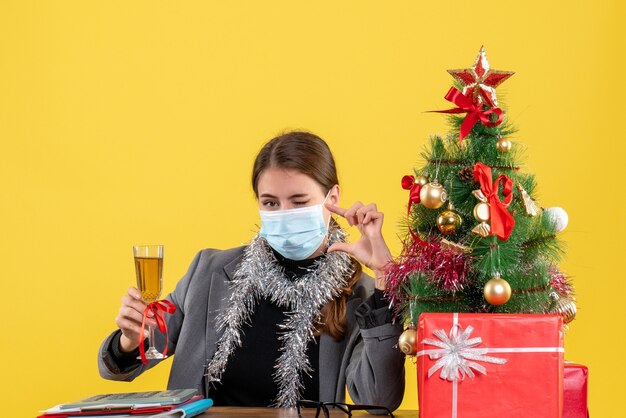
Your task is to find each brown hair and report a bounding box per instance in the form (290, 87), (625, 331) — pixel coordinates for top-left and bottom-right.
(252, 131), (362, 340)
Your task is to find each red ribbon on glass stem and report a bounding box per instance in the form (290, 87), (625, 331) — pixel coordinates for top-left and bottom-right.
(431, 87), (504, 142)
(139, 299), (177, 364)
(473, 162), (515, 241)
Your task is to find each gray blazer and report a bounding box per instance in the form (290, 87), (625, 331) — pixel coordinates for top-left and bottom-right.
(98, 247), (405, 410)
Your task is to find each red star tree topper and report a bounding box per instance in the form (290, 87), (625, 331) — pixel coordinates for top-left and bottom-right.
(447, 46), (515, 108)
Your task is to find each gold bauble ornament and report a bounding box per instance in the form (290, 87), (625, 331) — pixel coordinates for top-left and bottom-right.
(398, 327), (418, 355)
(483, 276), (512, 305)
(419, 181), (447, 209)
(549, 293), (577, 324)
(496, 137), (512, 153)
(472, 202), (491, 222)
(437, 209), (463, 235)
(415, 175), (429, 186)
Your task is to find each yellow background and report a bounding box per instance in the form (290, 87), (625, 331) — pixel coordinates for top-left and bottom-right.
(1, 1), (624, 417)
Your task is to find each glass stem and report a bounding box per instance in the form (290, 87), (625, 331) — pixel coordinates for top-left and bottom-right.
(148, 325), (156, 351)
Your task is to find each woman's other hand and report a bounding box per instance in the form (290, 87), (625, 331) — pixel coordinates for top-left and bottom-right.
(325, 202), (393, 290)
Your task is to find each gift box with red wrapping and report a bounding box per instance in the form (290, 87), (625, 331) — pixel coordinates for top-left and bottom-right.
(416, 313), (564, 418)
(563, 362), (589, 418)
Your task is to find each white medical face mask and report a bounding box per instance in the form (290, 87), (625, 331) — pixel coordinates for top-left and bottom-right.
(259, 193), (330, 261)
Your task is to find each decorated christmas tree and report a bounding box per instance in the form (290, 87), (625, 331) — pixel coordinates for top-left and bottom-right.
(387, 47), (576, 356)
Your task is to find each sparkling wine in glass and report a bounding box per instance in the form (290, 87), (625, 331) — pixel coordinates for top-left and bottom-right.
(133, 244), (165, 360)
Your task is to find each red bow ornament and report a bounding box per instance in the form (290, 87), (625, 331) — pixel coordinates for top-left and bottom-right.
(401, 175), (423, 216)
(431, 87), (504, 142)
(472, 162), (515, 241)
(139, 299), (177, 364)
(401, 175), (428, 246)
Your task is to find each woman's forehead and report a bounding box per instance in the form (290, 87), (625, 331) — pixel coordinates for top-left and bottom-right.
(257, 167), (325, 197)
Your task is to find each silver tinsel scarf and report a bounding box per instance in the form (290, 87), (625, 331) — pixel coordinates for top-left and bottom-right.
(205, 225), (354, 407)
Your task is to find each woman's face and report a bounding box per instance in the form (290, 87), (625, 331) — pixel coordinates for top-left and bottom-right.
(257, 166), (339, 225)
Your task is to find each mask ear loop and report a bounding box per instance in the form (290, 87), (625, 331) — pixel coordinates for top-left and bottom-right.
(322, 188), (336, 251)
(322, 187), (333, 205)
(322, 188), (334, 223)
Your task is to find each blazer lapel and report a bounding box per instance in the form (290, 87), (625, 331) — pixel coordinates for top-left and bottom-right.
(223, 254), (241, 281)
(205, 253), (243, 361)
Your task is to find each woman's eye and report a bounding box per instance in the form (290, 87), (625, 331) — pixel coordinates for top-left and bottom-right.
(263, 201), (278, 207)
(294, 201), (309, 206)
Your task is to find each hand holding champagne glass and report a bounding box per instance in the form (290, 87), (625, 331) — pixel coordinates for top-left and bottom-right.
(133, 245), (173, 361)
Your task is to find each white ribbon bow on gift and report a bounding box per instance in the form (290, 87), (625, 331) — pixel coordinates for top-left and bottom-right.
(421, 324), (507, 381)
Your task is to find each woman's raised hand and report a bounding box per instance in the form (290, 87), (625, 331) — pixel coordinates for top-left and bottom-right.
(115, 287), (157, 352)
(325, 201), (393, 290)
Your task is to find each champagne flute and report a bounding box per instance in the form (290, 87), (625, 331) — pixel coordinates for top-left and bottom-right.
(133, 244), (165, 360)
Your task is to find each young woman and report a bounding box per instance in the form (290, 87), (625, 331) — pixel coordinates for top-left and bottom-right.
(98, 131), (405, 410)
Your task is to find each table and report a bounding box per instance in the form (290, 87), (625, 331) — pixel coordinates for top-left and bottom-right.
(198, 407), (418, 417)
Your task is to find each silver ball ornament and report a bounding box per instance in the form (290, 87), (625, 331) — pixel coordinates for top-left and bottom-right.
(544, 207), (568, 232)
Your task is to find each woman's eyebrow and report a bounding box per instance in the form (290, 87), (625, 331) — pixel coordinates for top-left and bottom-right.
(288, 194), (309, 199)
(259, 193), (309, 199)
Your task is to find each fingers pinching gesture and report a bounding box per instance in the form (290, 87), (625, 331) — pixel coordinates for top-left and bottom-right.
(325, 201), (393, 290)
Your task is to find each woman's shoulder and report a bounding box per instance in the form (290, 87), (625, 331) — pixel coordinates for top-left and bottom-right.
(193, 245), (247, 270)
(176, 246), (247, 291)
